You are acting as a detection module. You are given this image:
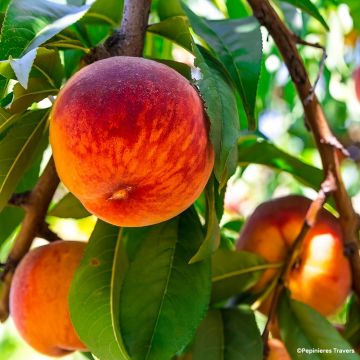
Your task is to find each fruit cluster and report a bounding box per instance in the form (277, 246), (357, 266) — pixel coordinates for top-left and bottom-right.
(9, 57), (352, 359)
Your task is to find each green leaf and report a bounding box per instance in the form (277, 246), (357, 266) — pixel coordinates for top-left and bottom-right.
(120, 209), (211, 360)
(190, 176), (221, 264)
(220, 219), (243, 249)
(183, 5), (262, 129)
(0, 0), (11, 12)
(48, 192), (90, 219)
(0, 48), (63, 89)
(278, 293), (360, 360)
(0, 0), (93, 59)
(0, 91), (12, 107)
(8, 78), (57, 113)
(32, 48), (64, 87)
(344, 296), (360, 348)
(80, 352), (96, 360)
(205, 17), (262, 129)
(63, 49), (83, 78)
(280, 0), (329, 31)
(0, 108), (21, 136)
(153, 58), (192, 80)
(225, 0), (250, 18)
(211, 249), (267, 303)
(82, 0), (123, 27)
(194, 46), (240, 188)
(15, 133), (46, 193)
(67, 0), (86, 5)
(69, 221), (130, 360)
(0, 49), (37, 88)
(0, 136), (46, 247)
(157, 0), (184, 20)
(0, 139), (46, 247)
(213, 170), (225, 220)
(0, 13), (4, 29)
(0, 109), (48, 212)
(192, 308), (263, 360)
(0, 206), (24, 248)
(147, 16), (193, 53)
(238, 135), (323, 190)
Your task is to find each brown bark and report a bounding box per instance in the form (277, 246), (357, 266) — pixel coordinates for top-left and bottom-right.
(0, 158), (59, 321)
(85, 0), (151, 63)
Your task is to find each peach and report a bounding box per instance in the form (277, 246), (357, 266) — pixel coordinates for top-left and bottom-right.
(267, 338), (291, 360)
(10, 241), (87, 357)
(50, 56), (214, 227)
(354, 67), (360, 102)
(237, 195), (351, 316)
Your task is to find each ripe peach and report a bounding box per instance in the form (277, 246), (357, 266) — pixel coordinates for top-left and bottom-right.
(50, 56), (214, 227)
(354, 67), (360, 102)
(237, 195), (351, 316)
(10, 241), (87, 357)
(267, 338), (291, 360)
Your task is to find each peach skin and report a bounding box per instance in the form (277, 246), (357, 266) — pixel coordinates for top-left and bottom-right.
(50, 56), (214, 227)
(10, 241), (87, 357)
(237, 195), (351, 316)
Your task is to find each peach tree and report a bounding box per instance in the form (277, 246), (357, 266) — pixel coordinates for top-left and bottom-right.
(0, 0), (360, 359)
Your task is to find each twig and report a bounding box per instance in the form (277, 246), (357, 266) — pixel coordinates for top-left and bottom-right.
(37, 223), (62, 242)
(246, 0), (360, 302)
(292, 34), (324, 50)
(0, 158), (59, 321)
(7, 191), (31, 208)
(305, 50), (327, 104)
(8, 196), (61, 241)
(262, 174), (335, 357)
(85, 0), (151, 63)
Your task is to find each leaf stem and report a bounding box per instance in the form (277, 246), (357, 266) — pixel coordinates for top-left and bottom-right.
(46, 42), (90, 53)
(212, 262), (283, 283)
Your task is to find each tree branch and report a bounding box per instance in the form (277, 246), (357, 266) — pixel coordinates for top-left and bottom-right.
(246, 0), (360, 299)
(85, 0), (151, 63)
(0, 158), (59, 321)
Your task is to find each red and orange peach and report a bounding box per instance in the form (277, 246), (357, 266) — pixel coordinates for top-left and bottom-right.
(10, 241), (87, 357)
(237, 195), (351, 316)
(267, 338), (291, 360)
(354, 67), (360, 102)
(50, 56), (214, 227)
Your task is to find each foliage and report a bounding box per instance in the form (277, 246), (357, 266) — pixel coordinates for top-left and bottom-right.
(1, 0), (360, 359)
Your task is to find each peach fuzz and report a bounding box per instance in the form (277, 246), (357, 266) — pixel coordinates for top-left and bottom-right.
(10, 241), (87, 357)
(237, 195), (351, 316)
(50, 56), (214, 227)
